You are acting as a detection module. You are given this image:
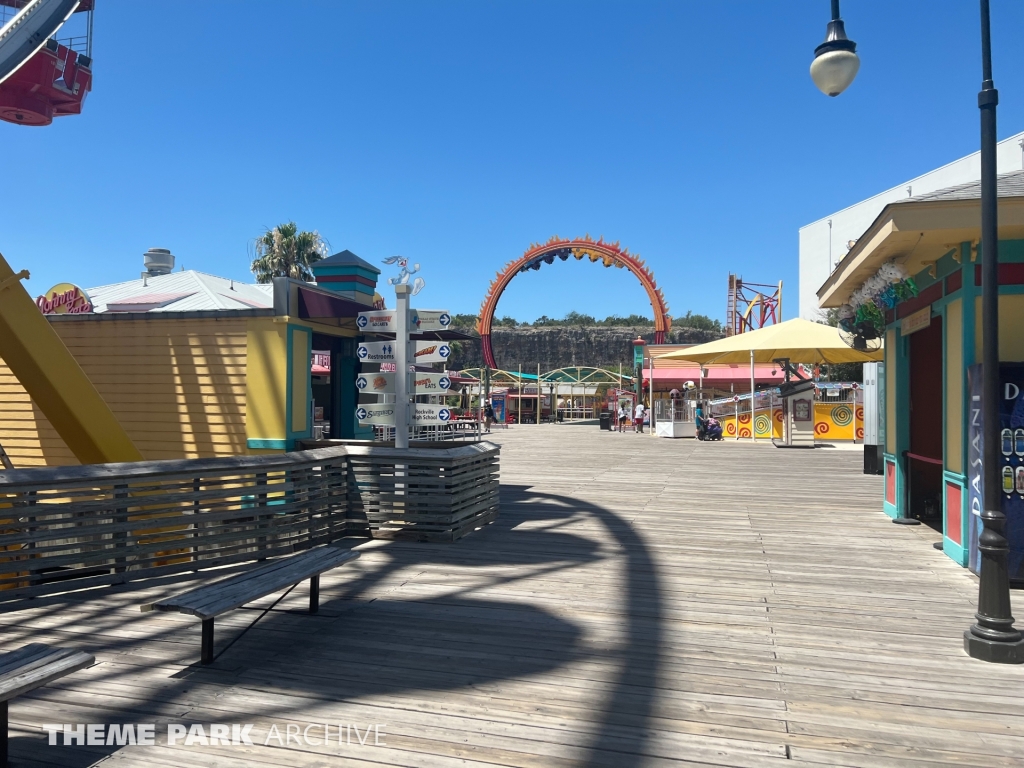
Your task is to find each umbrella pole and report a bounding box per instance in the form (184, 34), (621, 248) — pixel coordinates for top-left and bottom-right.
(750, 349), (756, 443)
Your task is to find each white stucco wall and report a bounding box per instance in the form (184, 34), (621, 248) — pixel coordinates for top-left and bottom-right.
(798, 131), (1024, 318)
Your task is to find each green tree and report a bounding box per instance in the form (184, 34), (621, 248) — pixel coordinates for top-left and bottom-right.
(564, 311), (596, 326)
(674, 311), (723, 333)
(250, 221), (330, 283)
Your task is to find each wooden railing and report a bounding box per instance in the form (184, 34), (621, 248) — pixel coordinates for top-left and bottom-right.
(0, 442), (499, 600)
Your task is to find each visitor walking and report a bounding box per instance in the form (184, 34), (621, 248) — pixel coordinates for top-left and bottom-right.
(617, 404), (627, 432)
(695, 401), (706, 441)
(634, 401), (646, 434)
(484, 402), (494, 432)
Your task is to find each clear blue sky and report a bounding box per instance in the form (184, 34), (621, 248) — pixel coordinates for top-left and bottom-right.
(3, 1), (1023, 323)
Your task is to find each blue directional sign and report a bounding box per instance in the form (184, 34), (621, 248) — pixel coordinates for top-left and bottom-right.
(439, 376), (451, 390)
(355, 376), (369, 390)
(356, 407), (368, 420)
(439, 344), (451, 359)
(357, 342), (396, 362)
(438, 408), (452, 422)
(356, 315), (368, 328)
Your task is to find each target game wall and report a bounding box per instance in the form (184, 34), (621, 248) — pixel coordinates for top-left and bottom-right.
(719, 403), (864, 441)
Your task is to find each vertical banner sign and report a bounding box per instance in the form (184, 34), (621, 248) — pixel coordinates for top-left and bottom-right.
(968, 363), (1024, 579)
(967, 364), (984, 575)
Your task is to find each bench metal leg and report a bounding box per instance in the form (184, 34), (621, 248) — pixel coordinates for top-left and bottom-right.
(2, 699), (8, 768)
(309, 575), (320, 614)
(201, 618), (215, 665)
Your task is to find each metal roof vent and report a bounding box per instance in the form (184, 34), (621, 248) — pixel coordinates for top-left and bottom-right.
(143, 248), (175, 277)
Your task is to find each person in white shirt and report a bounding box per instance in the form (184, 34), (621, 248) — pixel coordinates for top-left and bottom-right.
(634, 402), (646, 433)
(617, 404), (627, 432)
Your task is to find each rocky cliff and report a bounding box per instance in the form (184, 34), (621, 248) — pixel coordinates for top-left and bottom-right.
(448, 326), (724, 371)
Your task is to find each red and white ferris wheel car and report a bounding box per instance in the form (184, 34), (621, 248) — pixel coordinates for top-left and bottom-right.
(0, 0), (94, 126)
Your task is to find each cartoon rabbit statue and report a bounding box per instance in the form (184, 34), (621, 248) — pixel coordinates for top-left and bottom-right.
(382, 256), (426, 296)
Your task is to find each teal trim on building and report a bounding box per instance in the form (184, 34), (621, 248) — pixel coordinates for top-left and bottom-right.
(316, 282), (376, 296)
(883, 452), (900, 519)
(942, 470), (969, 566)
(286, 324), (314, 450)
(311, 265), (380, 280)
(246, 438), (288, 450)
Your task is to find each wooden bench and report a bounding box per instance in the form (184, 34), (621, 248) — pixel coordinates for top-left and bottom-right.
(1, 644), (94, 767)
(141, 546), (360, 665)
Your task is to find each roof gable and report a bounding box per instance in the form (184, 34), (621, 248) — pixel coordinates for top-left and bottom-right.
(314, 249), (381, 274)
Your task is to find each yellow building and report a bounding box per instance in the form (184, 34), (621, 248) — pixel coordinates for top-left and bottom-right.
(0, 250), (380, 466)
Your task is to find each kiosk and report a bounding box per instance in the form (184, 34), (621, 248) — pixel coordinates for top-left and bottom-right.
(774, 359), (816, 448)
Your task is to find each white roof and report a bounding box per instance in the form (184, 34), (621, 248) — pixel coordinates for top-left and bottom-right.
(86, 271), (274, 313)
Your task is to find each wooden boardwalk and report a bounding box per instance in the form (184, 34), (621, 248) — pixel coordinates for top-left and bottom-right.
(4, 424), (1024, 767)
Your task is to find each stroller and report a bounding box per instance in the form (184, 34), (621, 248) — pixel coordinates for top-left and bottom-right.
(702, 417), (723, 441)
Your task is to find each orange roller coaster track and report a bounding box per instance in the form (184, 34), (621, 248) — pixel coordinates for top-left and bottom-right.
(477, 235), (671, 369)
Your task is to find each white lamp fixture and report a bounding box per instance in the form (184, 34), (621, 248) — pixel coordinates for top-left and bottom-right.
(810, 0), (860, 97)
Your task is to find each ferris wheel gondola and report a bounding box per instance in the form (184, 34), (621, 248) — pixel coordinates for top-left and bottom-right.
(0, 0), (94, 125)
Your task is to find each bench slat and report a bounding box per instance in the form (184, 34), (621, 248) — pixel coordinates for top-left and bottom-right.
(141, 547), (360, 620)
(0, 644), (95, 702)
(179, 548), (351, 616)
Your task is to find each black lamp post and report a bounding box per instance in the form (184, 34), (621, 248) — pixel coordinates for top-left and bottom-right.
(964, 0), (1023, 664)
(809, 0), (860, 97)
(812, 0), (1023, 663)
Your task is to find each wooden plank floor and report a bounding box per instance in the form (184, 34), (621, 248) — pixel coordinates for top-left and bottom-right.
(4, 424), (1024, 767)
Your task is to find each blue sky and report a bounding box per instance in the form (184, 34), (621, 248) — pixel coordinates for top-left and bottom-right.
(3, 1), (1023, 323)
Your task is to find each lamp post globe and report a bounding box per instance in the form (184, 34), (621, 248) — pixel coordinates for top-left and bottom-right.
(811, 1), (859, 97)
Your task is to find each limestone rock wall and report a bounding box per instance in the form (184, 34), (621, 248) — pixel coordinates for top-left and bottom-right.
(448, 326), (723, 371)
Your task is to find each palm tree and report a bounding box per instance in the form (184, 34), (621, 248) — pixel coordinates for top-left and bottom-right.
(250, 222), (331, 283)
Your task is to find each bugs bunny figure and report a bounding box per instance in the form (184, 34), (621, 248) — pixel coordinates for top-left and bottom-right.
(382, 256), (425, 296)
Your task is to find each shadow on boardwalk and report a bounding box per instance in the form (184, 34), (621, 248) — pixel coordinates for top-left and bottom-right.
(5, 482), (664, 767)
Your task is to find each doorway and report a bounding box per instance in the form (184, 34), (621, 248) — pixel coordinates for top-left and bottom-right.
(907, 314), (943, 527)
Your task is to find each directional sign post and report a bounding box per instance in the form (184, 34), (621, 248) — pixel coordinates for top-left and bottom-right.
(357, 372), (451, 397)
(356, 341), (397, 363)
(411, 373), (452, 393)
(356, 310), (400, 333)
(394, 286), (411, 448)
(355, 372), (395, 395)
(411, 404), (453, 425)
(355, 405), (396, 426)
(411, 341), (452, 364)
(414, 310), (452, 332)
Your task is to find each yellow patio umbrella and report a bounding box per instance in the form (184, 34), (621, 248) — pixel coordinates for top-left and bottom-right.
(659, 318), (881, 413)
(658, 318), (882, 365)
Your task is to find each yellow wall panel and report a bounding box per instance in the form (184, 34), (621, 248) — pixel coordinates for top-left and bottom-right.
(975, 294), (1024, 361)
(291, 328), (310, 433)
(244, 319), (287, 444)
(0, 316), (249, 467)
(886, 328), (897, 454)
(946, 299), (963, 474)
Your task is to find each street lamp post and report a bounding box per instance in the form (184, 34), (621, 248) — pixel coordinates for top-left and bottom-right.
(965, 0), (1024, 664)
(812, 0), (1023, 663)
(809, 0), (860, 97)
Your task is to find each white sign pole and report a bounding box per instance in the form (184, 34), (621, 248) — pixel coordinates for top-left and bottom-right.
(395, 284), (411, 449)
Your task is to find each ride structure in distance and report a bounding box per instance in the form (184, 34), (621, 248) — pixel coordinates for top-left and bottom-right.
(725, 274), (782, 336)
(0, 0), (94, 126)
(476, 235), (671, 370)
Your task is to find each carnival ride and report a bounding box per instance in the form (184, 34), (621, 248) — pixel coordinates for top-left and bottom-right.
(0, 0), (93, 125)
(477, 236), (671, 369)
(725, 274), (782, 336)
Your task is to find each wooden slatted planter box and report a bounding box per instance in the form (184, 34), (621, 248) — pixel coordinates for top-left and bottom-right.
(0, 442), (500, 600)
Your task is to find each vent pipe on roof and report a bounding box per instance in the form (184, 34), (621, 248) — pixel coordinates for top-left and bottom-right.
(142, 248), (175, 278)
